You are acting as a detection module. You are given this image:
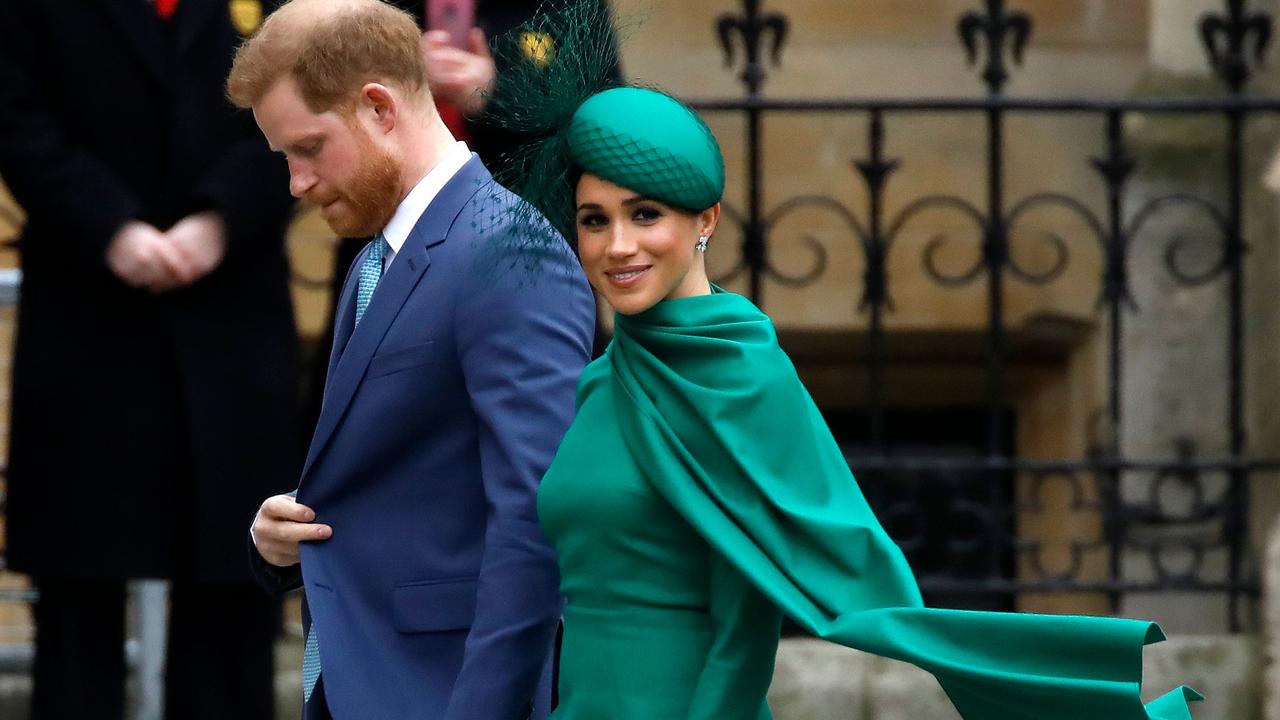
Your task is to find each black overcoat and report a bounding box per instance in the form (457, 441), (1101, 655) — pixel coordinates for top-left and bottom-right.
(0, 0), (300, 582)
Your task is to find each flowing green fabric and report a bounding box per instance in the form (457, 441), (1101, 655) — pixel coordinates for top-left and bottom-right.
(595, 288), (1197, 720)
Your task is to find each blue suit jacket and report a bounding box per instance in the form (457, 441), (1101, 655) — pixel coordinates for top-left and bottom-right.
(283, 157), (593, 719)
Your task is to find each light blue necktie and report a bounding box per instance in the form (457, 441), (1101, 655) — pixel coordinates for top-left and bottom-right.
(302, 621), (322, 703)
(354, 233), (389, 326)
(302, 234), (389, 703)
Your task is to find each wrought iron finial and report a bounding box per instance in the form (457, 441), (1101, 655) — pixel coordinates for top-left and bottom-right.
(958, 0), (1033, 95)
(716, 0), (790, 94)
(1201, 0), (1272, 93)
(1090, 128), (1138, 309)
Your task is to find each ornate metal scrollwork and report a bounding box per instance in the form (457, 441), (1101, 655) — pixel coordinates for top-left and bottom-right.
(885, 195), (989, 287)
(709, 200), (833, 288)
(1003, 193), (1107, 286)
(1016, 472), (1099, 583)
(1126, 193), (1232, 286)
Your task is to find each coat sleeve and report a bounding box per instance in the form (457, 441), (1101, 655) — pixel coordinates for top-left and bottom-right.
(190, 0), (293, 261)
(0, 2), (140, 256)
(443, 221), (595, 720)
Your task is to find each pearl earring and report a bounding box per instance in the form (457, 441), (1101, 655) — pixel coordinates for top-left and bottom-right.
(695, 234), (709, 252)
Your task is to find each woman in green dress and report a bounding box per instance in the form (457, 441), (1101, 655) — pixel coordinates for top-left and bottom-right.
(485, 6), (1199, 719)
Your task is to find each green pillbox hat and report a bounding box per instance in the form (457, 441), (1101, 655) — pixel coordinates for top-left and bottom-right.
(566, 87), (725, 212)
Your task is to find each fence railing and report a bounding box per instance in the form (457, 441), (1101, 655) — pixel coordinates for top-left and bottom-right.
(689, 0), (1280, 630)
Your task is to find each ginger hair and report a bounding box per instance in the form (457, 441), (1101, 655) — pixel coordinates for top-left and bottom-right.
(227, 0), (428, 113)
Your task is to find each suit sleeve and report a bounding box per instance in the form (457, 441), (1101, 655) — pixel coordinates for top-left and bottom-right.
(247, 530), (304, 594)
(685, 553), (783, 720)
(444, 222), (594, 720)
(0, 2), (140, 256)
(246, 489), (304, 595)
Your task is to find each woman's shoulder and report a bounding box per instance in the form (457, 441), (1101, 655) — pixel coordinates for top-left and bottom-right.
(575, 351), (613, 404)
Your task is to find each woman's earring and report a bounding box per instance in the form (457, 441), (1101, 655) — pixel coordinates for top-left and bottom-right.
(695, 234), (709, 252)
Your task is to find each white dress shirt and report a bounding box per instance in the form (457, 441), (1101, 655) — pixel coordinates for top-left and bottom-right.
(380, 141), (473, 270)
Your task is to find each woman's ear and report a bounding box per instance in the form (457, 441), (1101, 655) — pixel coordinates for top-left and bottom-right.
(699, 202), (721, 237)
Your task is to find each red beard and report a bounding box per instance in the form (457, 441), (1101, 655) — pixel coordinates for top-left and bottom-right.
(312, 129), (401, 238)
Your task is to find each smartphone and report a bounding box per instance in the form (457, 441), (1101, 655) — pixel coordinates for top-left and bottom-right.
(427, 0), (475, 49)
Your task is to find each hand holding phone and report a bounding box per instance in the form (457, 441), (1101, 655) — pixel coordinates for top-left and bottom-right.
(427, 0), (475, 49)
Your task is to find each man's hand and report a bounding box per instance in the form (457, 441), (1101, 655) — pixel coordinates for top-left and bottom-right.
(251, 494), (332, 568)
(422, 27), (496, 117)
(164, 211), (227, 286)
(105, 221), (185, 292)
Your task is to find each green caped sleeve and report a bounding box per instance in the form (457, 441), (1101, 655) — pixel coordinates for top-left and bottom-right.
(685, 552), (782, 720)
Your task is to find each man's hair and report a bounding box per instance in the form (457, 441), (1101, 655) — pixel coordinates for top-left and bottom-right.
(227, 0), (428, 112)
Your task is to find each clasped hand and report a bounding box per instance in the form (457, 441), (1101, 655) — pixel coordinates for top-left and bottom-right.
(105, 211), (228, 292)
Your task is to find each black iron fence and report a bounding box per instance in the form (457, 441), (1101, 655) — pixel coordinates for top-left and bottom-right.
(696, 0), (1280, 630)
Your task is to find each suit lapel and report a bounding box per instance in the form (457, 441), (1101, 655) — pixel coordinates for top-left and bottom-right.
(100, 0), (169, 86)
(327, 255), (362, 386)
(299, 156), (492, 484)
(299, 239), (431, 482)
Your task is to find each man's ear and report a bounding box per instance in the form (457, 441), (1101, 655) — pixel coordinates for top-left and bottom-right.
(359, 82), (398, 134)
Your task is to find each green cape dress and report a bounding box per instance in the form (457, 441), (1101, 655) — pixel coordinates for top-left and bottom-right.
(537, 288), (1198, 720)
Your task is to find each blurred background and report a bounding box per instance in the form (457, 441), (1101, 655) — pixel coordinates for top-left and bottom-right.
(5, 0), (1280, 718)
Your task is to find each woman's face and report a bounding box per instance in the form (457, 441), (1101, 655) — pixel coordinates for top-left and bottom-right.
(575, 173), (719, 315)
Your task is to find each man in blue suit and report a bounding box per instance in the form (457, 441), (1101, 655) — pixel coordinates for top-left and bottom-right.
(227, 1), (595, 718)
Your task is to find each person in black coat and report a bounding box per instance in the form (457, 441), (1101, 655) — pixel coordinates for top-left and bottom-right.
(0, 1), (300, 718)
